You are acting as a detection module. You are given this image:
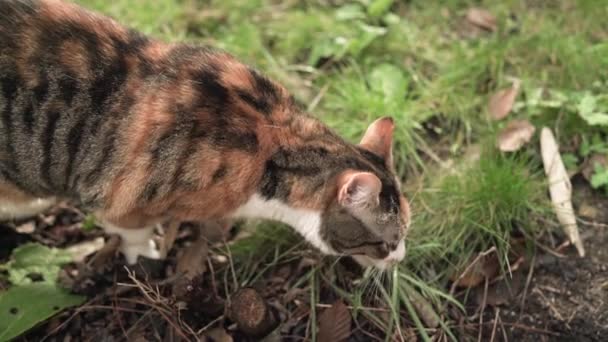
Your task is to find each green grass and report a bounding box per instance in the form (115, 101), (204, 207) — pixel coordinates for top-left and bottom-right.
(75, 0), (608, 339)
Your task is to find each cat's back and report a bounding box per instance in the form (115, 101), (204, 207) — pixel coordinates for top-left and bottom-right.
(0, 0), (148, 201)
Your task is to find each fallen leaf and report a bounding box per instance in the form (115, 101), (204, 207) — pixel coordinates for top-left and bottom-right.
(489, 80), (521, 120)
(474, 271), (525, 307)
(65, 237), (105, 263)
(577, 201), (600, 220)
(540, 127), (585, 257)
(497, 119), (536, 152)
(317, 300), (352, 342)
(205, 327), (233, 342)
(466, 8), (497, 32)
(405, 286), (439, 328)
(176, 237), (208, 279)
(450, 252), (500, 288)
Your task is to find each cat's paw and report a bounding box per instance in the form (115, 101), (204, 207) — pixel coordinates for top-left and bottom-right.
(121, 240), (161, 264)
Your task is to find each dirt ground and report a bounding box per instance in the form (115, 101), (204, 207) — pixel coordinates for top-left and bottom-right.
(469, 178), (608, 342)
(3, 179), (607, 341)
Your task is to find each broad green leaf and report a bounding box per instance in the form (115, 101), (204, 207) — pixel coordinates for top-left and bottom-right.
(369, 64), (408, 101)
(0, 284), (84, 342)
(561, 153), (579, 172)
(1, 243), (72, 286)
(591, 164), (608, 189)
(347, 23), (387, 56)
(335, 4), (366, 21)
(308, 38), (348, 66)
(367, 0), (395, 18)
(577, 93), (608, 126)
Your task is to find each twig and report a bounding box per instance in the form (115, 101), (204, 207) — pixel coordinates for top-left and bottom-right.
(532, 288), (564, 321)
(577, 217), (608, 229)
(519, 253), (537, 318)
(533, 238), (567, 259)
(477, 277), (489, 342)
(307, 84), (329, 112)
(489, 308), (499, 342)
(196, 315), (225, 335)
(498, 309), (508, 342)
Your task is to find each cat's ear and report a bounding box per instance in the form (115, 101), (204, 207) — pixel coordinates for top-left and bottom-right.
(359, 116), (394, 165)
(338, 172), (382, 208)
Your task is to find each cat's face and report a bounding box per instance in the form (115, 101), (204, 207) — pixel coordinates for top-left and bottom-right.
(321, 117), (411, 270)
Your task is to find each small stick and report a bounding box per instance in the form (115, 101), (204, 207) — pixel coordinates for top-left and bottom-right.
(477, 277), (489, 342)
(519, 253), (536, 318)
(489, 308), (500, 342)
(577, 217), (608, 229)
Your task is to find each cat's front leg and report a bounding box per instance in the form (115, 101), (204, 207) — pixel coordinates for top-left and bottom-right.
(99, 214), (162, 264)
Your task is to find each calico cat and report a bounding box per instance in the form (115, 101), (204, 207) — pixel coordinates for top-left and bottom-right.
(0, 0), (411, 269)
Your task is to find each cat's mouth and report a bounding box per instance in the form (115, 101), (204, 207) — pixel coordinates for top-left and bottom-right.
(351, 239), (406, 270)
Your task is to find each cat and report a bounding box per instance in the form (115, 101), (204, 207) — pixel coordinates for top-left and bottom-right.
(0, 0), (411, 270)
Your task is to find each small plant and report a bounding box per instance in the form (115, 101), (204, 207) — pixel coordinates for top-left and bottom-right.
(591, 164), (608, 194)
(0, 244), (83, 342)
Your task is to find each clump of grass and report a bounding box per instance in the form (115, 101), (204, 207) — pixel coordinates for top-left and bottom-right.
(408, 149), (547, 274)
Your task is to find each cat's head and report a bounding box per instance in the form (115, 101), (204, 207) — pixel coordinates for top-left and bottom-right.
(321, 117), (411, 270)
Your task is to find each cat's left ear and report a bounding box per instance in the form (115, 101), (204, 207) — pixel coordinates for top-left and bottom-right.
(359, 116), (394, 166)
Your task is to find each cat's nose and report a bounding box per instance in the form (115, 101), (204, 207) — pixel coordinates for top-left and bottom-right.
(386, 241), (398, 251)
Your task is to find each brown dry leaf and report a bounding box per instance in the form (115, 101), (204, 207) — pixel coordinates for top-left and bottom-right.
(578, 201), (600, 220)
(205, 327), (233, 342)
(466, 8), (497, 32)
(497, 119), (536, 152)
(406, 286), (439, 328)
(450, 252), (500, 288)
(489, 80), (521, 120)
(474, 271), (525, 307)
(176, 237), (208, 279)
(317, 300), (352, 342)
(541, 127), (585, 257)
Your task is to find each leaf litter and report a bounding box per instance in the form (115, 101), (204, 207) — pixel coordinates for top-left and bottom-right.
(317, 299), (352, 342)
(488, 79), (521, 121)
(466, 8), (497, 32)
(497, 119), (536, 152)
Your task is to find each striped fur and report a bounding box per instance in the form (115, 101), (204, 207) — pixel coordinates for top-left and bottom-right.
(0, 0), (411, 268)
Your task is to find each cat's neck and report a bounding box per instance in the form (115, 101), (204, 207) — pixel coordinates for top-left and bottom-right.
(231, 193), (333, 254)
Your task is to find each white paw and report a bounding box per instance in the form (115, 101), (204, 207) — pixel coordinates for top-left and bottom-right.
(121, 240), (161, 264)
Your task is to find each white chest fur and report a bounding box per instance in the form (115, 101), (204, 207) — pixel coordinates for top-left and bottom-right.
(231, 194), (334, 254)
